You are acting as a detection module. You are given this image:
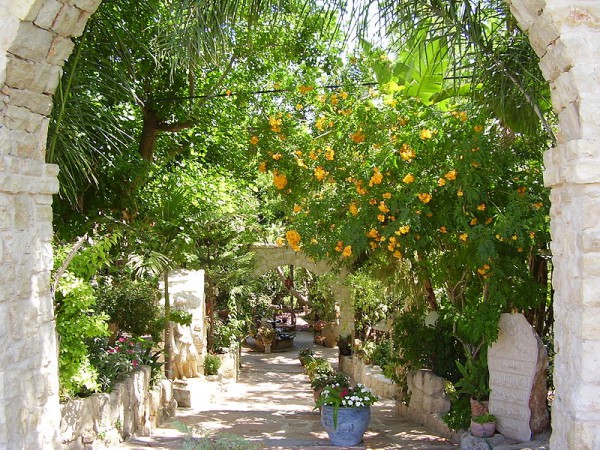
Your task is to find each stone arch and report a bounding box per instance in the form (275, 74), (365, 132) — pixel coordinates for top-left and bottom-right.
(0, 1), (599, 448)
(506, 2), (600, 448)
(251, 244), (354, 337)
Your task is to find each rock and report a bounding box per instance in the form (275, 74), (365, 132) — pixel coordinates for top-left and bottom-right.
(529, 335), (550, 435)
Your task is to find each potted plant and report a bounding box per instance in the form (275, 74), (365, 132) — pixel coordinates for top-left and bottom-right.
(454, 355), (490, 416)
(315, 383), (378, 447)
(310, 372), (350, 403)
(299, 348), (315, 366)
(470, 413), (496, 438)
(305, 357), (333, 379)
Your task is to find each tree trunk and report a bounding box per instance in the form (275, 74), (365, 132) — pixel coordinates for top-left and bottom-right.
(163, 270), (173, 379)
(206, 278), (216, 352)
(139, 108), (159, 162)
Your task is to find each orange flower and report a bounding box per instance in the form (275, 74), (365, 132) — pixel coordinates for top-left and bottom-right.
(473, 125), (483, 133)
(349, 203), (359, 216)
(399, 143), (416, 161)
(298, 85), (314, 94)
(445, 170), (457, 180)
(396, 225), (410, 235)
(335, 240), (344, 252)
(369, 241), (379, 249)
(369, 168), (383, 186)
(367, 228), (379, 239)
(477, 203), (486, 211)
(272, 153), (282, 160)
(459, 233), (468, 242)
(351, 130), (366, 143)
(258, 162), (267, 173)
(418, 193), (432, 204)
(342, 245), (352, 258)
(403, 173), (415, 184)
(275, 237), (285, 246)
(293, 204), (302, 213)
(420, 129), (433, 140)
(315, 116), (327, 131)
(378, 202), (390, 213)
(250, 135), (259, 145)
(383, 192), (392, 199)
(439, 226), (448, 233)
(438, 178), (446, 186)
(273, 172), (288, 190)
(457, 190), (464, 197)
(285, 230), (301, 251)
(314, 166), (328, 181)
(485, 217), (494, 225)
(377, 214), (386, 222)
(369, 198), (377, 206)
(470, 218), (478, 226)
(393, 250), (403, 259)
(324, 146), (335, 161)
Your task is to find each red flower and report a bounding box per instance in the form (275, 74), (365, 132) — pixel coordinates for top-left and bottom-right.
(340, 389), (349, 397)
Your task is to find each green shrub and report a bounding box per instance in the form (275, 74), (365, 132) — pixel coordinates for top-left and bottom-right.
(305, 357), (333, 380)
(96, 278), (163, 341)
(204, 354), (221, 376)
(55, 272), (109, 399)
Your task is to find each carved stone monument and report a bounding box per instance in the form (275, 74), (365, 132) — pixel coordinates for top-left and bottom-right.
(488, 313), (549, 441)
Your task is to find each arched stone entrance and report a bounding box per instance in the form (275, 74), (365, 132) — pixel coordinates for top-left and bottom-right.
(0, 1), (599, 448)
(251, 244), (354, 337)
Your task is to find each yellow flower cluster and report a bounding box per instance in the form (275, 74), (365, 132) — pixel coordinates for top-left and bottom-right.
(298, 85), (314, 94)
(350, 130), (366, 143)
(477, 264), (491, 275)
(378, 202), (390, 213)
(324, 147), (335, 161)
(269, 115), (282, 133)
(258, 162), (267, 173)
(349, 203), (359, 216)
(286, 230), (301, 251)
(250, 135), (259, 145)
(399, 143), (416, 162)
(418, 193), (432, 204)
(369, 168), (383, 186)
(445, 170), (457, 180)
(316, 116), (327, 131)
(314, 166), (328, 181)
(273, 172), (288, 190)
(272, 153), (282, 160)
(403, 173), (415, 184)
(420, 129), (433, 140)
(396, 225), (410, 235)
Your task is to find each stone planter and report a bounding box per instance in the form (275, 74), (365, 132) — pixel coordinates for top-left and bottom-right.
(470, 398), (489, 417)
(470, 420), (496, 438)
(321, 405), (370, 446)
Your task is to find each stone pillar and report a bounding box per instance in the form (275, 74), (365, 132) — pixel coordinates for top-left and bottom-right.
(0, 1), (100, 448)
(507, 1), (600, 448)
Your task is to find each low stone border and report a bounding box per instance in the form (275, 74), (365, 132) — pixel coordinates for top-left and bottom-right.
(60, 366), (176, 449)
(339, 355), (399, 399)
(396, 369), (460, 443)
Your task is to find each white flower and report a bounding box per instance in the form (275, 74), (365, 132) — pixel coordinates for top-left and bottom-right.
(347, 400), (353, 406)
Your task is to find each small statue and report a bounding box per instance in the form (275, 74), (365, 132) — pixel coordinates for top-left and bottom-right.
(171, 323), (200, 380)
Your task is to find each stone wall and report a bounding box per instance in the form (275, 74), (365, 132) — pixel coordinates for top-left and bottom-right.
(0, 1), (100, 448)
(395, 369), (458, 442)
(339, 355), (399, 400)
(506, 2), (600, 448)
(60, 366), (176, 449)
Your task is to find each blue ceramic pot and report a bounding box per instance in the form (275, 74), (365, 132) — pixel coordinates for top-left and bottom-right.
(321, 405), (371, 446)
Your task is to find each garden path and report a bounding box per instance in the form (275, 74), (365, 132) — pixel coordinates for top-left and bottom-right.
(117, 330), (457, 449)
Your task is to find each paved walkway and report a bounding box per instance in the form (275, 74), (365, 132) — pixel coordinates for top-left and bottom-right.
(118, 331), (457, 449)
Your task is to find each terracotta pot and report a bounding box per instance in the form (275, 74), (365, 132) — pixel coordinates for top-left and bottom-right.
(470, 398), (489, 417)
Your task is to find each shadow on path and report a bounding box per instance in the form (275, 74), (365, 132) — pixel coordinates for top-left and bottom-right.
(118, 330), (457, 449)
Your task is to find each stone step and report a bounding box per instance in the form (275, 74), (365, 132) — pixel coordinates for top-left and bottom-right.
(461, 432), (550, 450)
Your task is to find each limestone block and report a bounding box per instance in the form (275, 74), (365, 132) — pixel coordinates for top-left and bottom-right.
(528, 12), (561, 58)
(7, 0), (46, 21)
(557, 103), (582, 142)
(550, 70), (577, 114)
(4, 55), (60, 93)
(34, 0), (63, 29)
(539, 39), (571, 83)
(51, 4), (91, 38)
(73, 0), (102, 13)
(8, 21), (54, 62)
(47, 34), (74, 66)
(506, 0), (543, 32)
(2, 104), (44, 133)
(422, 370), (446, 396)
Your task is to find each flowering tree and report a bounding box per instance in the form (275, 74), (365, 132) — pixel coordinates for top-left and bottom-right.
(251, 71), (550, 352)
